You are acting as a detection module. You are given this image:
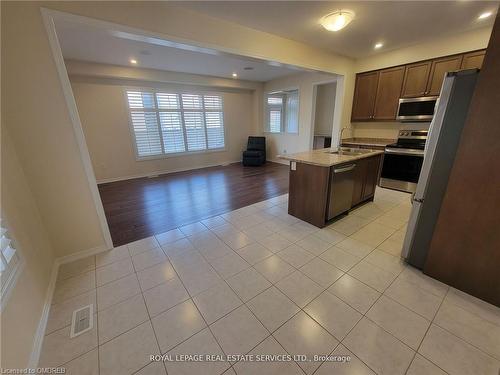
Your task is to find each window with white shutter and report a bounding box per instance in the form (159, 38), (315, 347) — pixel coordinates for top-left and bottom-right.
(126, 89), (225, 159)
(127, 91), (163, 157)
(204, 95), (225, 149)
(1, 220), (23, 308)
(265, 90), (299, 134)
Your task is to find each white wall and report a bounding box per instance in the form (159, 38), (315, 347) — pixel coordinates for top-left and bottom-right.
(69, 62), (260, 182)
(263, 72), (339, 162)
(0, 2), (490, 368)
(1, 2), (353, 368)
(1, 127), (56, 368)
(313, 82), (337, 136)
(3, 1), (353, 259)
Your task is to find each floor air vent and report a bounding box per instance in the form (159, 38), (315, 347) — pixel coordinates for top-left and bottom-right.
(70, 304), (93, 338)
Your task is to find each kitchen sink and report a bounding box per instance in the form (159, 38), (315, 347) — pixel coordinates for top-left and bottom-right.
(327, 147), (373, 156)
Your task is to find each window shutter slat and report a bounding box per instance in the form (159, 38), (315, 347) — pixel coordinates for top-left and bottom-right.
(181, 94), (203, 109)
(130, 112), (162, 156)
(204, 95), (223, 110)
(205, 112), (225, 149)
(184, 112), (207, 151)
(127, 90), (224, 156)
(159, 112), (186, 153)
(127, 91), (155, 109)
(156, 93), (179, 109)
(269, 110), (281, 133)
(1, 220), (21, 303)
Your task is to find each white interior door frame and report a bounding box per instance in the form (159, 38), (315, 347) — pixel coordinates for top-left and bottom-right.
(41, 9), (113, 250)
(309, 76), (345, 150)
(39, 7), (347, 251)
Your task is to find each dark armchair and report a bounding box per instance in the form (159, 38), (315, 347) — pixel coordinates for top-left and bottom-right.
(242, 136), (266, 166)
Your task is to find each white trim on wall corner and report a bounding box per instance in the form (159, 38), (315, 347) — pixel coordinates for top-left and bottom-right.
(56, 244), (110, 265)
(96, 160), (242, 184)
(40, 8), (113, 250)
(27, 261), (58, 369)
(28, 243), (111, 368)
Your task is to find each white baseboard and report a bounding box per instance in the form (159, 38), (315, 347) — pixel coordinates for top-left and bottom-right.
(28, 243), (111, 367)
(56, 244), (110, 265)
(96, 160), (242, 184)
(27, 261), (59, 368)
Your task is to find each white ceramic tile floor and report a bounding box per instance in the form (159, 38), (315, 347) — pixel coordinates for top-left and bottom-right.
(40, 188), (500, 375)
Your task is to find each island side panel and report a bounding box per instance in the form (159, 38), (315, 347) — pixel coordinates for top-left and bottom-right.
(288, 161), (330, 228)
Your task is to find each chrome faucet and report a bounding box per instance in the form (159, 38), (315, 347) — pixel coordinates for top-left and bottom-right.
(338, 126), (350, 150)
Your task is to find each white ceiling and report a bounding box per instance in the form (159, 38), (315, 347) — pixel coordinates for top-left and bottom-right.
(176, 1), (498, 58)
(54, 19), (305, 82)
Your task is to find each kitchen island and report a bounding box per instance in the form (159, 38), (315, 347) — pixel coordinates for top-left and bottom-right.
(279, 147), (383, 227)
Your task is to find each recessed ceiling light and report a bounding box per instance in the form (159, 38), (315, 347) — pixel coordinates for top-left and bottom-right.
(478, 11), (493, 20)
(130, 59), (138, 64)
(320, 10), (355, 32)
(374, 43), (384, 49)
(232, 72), (238, 78)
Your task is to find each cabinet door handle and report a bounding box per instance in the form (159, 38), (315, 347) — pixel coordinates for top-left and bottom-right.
(334, 164), (356, 173)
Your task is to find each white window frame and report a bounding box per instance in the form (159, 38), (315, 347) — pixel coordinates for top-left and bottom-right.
(264, 88), (300, 135)
(0, 219), (24, 311)
(124, 87), (227, 161)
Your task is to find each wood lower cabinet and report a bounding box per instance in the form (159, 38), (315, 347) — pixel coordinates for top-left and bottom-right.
(351, 154), (382, 206)
(401, 61), (432, 98)
(426, 55), (463, 96)
(288, 162), (330, 228)
(363, 156), (382, 199)
(288, 154), (383, 227)
(351, 71), (379, 121)
(461, 50), (485, 69)
(351, 158), (367, 206)
(373, 67), (405, 120)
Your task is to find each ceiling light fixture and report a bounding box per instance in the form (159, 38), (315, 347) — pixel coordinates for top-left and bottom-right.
(232, 72), (238, 78)
(374, 43), (384, 49)
(130, 59), (138, 64)
(320, 10), (355, 32)
(478, 11), (493, 20)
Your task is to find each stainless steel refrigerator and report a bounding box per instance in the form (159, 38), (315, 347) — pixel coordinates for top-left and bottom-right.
(402, 69), (479, 269)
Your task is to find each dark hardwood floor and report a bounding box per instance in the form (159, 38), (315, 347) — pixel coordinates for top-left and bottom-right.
(98, 162), (290, 246)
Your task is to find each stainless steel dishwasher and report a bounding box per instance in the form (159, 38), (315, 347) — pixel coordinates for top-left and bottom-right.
(327, 163), (356, 220)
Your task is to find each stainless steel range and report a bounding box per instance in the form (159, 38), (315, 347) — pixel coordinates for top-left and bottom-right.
(380, 129), (428, 193)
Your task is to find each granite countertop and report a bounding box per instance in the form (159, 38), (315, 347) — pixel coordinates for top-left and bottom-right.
(341, 137), (396, 147)
(278, 147), (384, 167)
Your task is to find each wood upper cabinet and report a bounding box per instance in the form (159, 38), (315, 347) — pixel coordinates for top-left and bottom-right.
(426, 55), (463, 96)
(352, 49), (486, 121)
(461, 50), (486, 69)
(351, 71), (379, 121)
(373, 67), (405, 120)
(401, 61), (431, 98)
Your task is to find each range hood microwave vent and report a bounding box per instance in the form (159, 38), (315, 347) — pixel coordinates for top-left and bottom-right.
(396, 96), (439, 122)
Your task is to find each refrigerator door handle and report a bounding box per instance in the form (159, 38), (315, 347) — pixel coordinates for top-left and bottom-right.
(410, 193), (425, 204)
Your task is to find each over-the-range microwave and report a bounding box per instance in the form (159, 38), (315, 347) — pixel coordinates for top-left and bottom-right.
(396, 96), (438, 122)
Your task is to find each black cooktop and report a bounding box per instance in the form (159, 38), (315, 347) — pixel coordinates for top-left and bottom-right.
(387, 141), (426, 150)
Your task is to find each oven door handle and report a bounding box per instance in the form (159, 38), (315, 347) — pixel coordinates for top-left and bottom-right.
(384, 148), (424, 157)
